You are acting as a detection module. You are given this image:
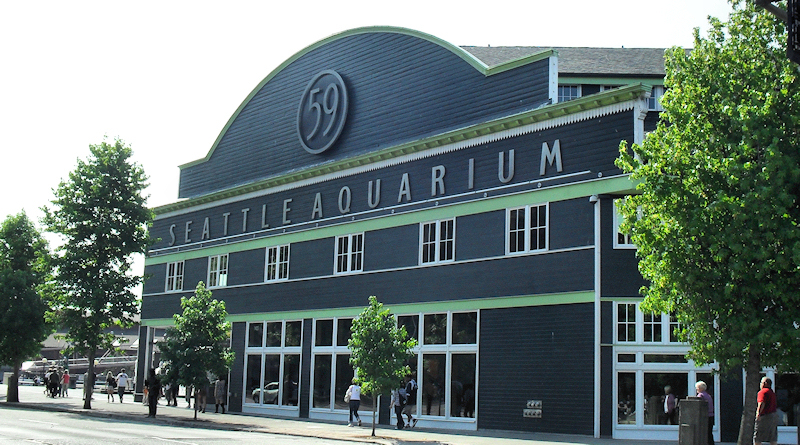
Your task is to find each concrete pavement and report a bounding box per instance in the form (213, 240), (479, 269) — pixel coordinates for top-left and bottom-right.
(0, 384), (688, 445)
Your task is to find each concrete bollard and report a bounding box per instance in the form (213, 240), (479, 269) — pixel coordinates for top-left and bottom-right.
(678, 397), (708, 445)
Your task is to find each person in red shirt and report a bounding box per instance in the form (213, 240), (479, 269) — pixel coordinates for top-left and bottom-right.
(754, 376), (778, 445)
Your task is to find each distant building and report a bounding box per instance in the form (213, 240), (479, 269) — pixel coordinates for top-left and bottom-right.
(136, 27), (793, 443)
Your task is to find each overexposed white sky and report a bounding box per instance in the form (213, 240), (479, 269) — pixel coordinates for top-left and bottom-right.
(0, 0), (732, 278)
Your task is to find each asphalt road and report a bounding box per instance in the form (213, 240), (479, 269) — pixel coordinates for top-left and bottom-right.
(0, 405), (350, 445)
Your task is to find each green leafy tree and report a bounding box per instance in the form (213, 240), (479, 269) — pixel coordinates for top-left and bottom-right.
(42, 138), (153, 409)
(349, 296), (417, 436)
(0, 212), (52, 403)
(616, 2), (800, 443)
(158, 282), (234, 420)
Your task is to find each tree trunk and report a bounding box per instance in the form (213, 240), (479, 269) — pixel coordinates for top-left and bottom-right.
(737, 345), (761, 445)
(194, 389), (198, 420)
(6, 363), (20, 403)
(84, 350), (94, 410)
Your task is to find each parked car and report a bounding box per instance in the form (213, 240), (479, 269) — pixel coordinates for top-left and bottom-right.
(252, 382), (279, 404)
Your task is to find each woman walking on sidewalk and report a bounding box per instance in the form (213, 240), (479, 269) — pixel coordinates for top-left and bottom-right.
(105, 371), (116, 402)
(345, 378), (362, 427)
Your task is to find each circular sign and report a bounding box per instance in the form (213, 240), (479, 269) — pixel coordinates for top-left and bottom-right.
(297, 70), (349, 154)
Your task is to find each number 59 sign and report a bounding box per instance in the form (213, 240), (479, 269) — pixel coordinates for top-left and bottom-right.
(297, 70), (349, 154)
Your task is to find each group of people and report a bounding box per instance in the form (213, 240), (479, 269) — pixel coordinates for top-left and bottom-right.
(140, 372), (228, 419)
(43, 367), (70, 398)
(390, 375), (419, 429)
(103, 369), (130, 402)
(694, 376), (779, 445)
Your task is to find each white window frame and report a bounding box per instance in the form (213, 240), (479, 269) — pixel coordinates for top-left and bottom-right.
(400, 311), (480, 423)
(310, 317), (356, 414)
(557, 84), (581, 102)
(265, 244), (290, 282)
(647, 85), (665, 111)
(165, 260), (184, 292)
(334, 233), (363, 274)
(243, 320), (303, 410)
(506, 203), (549, 255)
(207, 253), (229, 288)
(613, 198), (636, 249)
(600, 85), (621, 91)
(419, 218), (455, 265)
(614, 302), (685, 345)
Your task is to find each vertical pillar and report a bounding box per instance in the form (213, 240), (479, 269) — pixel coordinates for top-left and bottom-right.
(134, 325), (153, 403)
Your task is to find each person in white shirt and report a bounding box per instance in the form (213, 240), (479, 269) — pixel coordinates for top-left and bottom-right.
(115, 369), (129, 403)
(345, 378), (362, 427)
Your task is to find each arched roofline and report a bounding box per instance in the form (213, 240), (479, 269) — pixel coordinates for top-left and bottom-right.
(180, 26), (556, 170)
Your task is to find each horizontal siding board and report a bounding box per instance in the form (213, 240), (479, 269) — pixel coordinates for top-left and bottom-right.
(141, 249), (594, 320)
(153, 111), (633, 251)
(179, 32), (551, 198)
(479, 304), (594, 434)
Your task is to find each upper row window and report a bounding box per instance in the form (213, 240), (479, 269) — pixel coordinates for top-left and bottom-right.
(558, 85), (581, 102)
(647, 86), (665, 111)
(420, 219), (455, 265)
(616, 302), (681, 344)
(507, 204), (548, 254)
(166, 204), (552, 291)
(335, 233), (363, 274)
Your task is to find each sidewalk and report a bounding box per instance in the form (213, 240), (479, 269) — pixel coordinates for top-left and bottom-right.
(0, 384), (683, 445)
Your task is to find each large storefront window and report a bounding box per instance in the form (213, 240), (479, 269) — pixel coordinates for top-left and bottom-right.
(403, 311), (479, 422)
(244, 320), (303, 410)
(777, 373), (800, 426)
(311, 317), (374, 414)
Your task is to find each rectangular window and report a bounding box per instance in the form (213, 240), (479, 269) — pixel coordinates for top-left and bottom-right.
(617, 303), (636, 342)
(618, 372), (636, 425)
(647, 86), (665, 111)
(643, 313), (662, 342)
(669, 312), (681, 343)
(507, 204), (548, 254)
(208, 254), (228, 288)
(613, 199), (635, 248)
(335, 233), (363, 274)
(245, 354), (262, 404)
(644, 372), (688, 425)
(248, 322), (264, 348)
(557, 84), (581, 102)
(265, 244), (290, 282)
(420, 219), (455, 264)
(165, 261), (184, 292)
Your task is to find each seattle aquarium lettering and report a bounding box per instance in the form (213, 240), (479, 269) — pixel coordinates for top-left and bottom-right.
(167, 140), (563, 246)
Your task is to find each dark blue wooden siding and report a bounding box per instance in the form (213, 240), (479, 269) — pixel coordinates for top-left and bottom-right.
(600, 199), (645, 297)
(179, 31), (552, 199)
(550, 198), (594, 250)
(455, 211), (505, 261)
(152, 111), (633, 252)
(364, 225), (419, 271)
(142, 249), (594, 320)
(479, 303), (594, 434)
(290, 238), (334, 279)
(229, 322), (246, 413)
(184, 257), (209, 293)
(143, 264), (165, 295)
(229, 249), (265, 286)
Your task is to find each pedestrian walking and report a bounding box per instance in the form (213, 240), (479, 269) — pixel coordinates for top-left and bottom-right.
(145, 369), (162, 418)
(105, 371), (116, 402)
(61, 370), (70, 397)
(345, 378), (362, 427)
(391, 385), (406, 429)
(214, 376), (227, 414)
(402, 374), (418, 428)
(754, 377), (778, 445)
(115, 369), (129, 403)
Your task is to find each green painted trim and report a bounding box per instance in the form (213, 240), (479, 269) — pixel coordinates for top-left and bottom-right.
(156, 83), (649, 216)
(178, 26), (553, 172)
(142, 318), (174, 327)
(141, 291), (594, 324)
(559, 77), (662, 86)
(601, 296), (644, 303)
(145, 175), (634, 266)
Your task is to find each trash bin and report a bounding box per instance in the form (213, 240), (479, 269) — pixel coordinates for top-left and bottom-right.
(678, 397), (708, 445)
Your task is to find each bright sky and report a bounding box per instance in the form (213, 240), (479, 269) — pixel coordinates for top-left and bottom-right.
(0, 0), (732, 280)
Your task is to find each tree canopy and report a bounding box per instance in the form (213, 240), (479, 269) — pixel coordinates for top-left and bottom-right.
(42, 138), (153, 409)
(158, 282), (234, 419)
(0, 211), (52, 403)
(349, 296), (417, 436)
(616, 2), (800, 442)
